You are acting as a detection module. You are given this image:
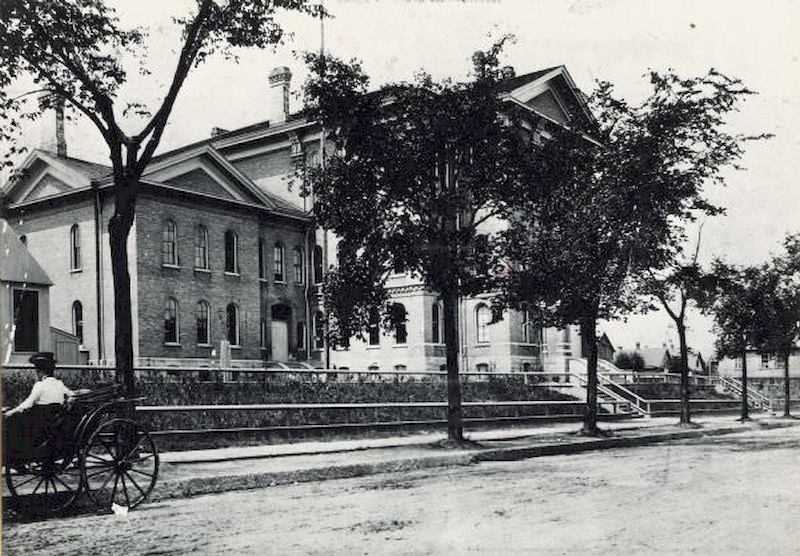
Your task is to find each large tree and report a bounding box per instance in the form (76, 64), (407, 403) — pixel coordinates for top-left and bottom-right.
(640, 230), (719, 426)
(498, 70), (761, 434)
(706, 261), (775, 421)
(299, 40), (536, 441)
(0, 0), (316, 394)
(757, 235), (800, 417)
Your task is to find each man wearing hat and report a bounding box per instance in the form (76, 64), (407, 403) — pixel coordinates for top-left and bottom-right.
(4, 352), (89, 462)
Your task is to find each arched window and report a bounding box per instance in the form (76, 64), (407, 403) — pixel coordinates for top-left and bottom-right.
(273, 243), (285, 282)
(476, 304), (491, 343)
(72, 301), (84, 344)
(226, 303), (240, 346)
(313, 244), (323, 284)
(162, 220), (178, 266)
(297, 321), (306, 351)
(313, 311), (325, 349)
(432, 303), (441, 344)
(194, 225), (209, 270)
(164, 298), (179, 344)
(195, 301), (210, 345)
(258, 238), (266, 279)
(394, 364), (407, 372)
(293, 247), (304, 284)
(69, 224), (81, 270)
(224, 230), (239, 273)
(368, 308), (380, 346)
(391, 303), (407, 345)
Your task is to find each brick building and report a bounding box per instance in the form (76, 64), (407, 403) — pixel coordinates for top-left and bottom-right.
(2, 64), (594, 372)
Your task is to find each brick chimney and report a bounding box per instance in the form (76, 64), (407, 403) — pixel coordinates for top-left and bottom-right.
(268, 66), (292, 123)
(40, 94), (67, 157)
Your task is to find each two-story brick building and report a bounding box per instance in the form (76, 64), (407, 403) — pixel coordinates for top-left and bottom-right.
(2, 64), (593, 372)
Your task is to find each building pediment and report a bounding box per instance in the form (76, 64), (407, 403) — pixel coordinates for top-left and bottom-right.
(3, 150), (105, 205)
(502, 66), (595, 130)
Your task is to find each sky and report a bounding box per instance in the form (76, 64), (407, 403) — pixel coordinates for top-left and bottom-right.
(13, 0), (800, 358)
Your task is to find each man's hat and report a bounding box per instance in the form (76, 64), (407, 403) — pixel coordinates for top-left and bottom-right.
(29, 352), (57, 371)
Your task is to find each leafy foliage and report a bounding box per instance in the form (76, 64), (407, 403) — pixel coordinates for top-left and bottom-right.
(298, 40), (533, 345)
(496, 69), (762, 432)
(614, 352), (645, 371)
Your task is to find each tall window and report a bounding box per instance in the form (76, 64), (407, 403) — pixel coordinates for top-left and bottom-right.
(273, 243), (285, 282)
(522, 310), (542, 344)
(226, 303), (240, 346)
(162, 220), (178, 266)
(195, 301), (210, 345)
(476, 304), (491, 343)
(368, 308), (380, 346)
(13, 289), (39, 352)
(297, 321), (306, 351)
(260, 319), (267, 349)
(432, 303), (441, 344)
(313, 244), (323, 283)
(194, 225), (209, 269)
(258, 238), (266, 279)
(69, 224), (81, 270)
(224, 230), (238, 273)
(313, 311), (325, 349)
(392, 303), (407, 345)
(164, 298), (179, 343)
(72, 301), (84, 344)
(293, 247), (304, 284)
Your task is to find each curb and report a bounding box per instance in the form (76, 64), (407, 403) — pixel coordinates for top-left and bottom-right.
(150, 420), (798, 503)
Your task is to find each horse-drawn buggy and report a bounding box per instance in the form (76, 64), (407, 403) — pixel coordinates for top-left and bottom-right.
(3, 384), (159, 517)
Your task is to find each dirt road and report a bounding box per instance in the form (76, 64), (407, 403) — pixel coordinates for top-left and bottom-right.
(4, 426), (800, 555)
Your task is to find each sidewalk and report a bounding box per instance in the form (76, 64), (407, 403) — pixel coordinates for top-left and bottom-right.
(151, 414), (800, 502)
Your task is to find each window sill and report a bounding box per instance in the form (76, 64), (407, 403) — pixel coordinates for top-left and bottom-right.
(366, 345), (381, 350)
(197, 343), (212, 348)
(475, 342), (490, 348)
(163, 342), (181, 347)
(393, 344), (408, 349)
(194, 267), (211, 274)
(259, 278), (268, 283)
(274, 279), (286, 285)
(69, 268), (83, 274)
(230, 344), (242, 349)
(224, 271), (241, 277)
(162, 264), (181, 270)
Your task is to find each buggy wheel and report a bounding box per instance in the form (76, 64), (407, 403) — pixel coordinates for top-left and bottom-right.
(4, 455), (83, 517)
(81, 418), (159, 511)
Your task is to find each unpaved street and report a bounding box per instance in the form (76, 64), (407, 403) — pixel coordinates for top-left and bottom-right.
(4, 426), (800, 555)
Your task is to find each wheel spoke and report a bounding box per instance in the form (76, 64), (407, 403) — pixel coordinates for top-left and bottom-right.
(11, 474), (42, 489)
(110, 473), (120, 504)
(95, 467), (116, 493)
(121, 474), (131, 507)
(32, 476), (45, 495)
(52, 474), (75, 493)
(86, 467), (115, 479)
(127, 468), (154, 479)
(123, 471), (148, 498)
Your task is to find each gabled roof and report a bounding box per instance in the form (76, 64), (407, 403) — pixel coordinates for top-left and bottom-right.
(0, 218), (52, 286)
(498, 67), (561, 93)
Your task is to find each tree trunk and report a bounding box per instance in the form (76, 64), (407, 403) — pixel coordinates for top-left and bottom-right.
(740, 348), (749, 421)
(109, 188), (137, 399)
(580, 318), (599, 435)
(442, 288), (463, 441)
(677, 322), (692, 425)
(784, 350), (791, 418)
